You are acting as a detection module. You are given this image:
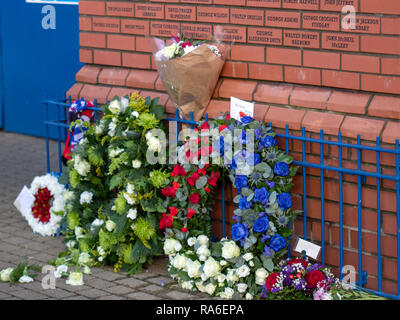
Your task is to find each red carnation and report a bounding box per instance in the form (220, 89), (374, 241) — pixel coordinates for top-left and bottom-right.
(171, 164), (186, 177)
(189, 193), (200, 204)
(161, 186), (177, 198)
(159, 212), (173, 230)
(288, 258), (309, 268)
(187, 209), (196, 219)
(265, 272), (280, 291)
(199, 122), (210, 131)
(208, 171), (220, 187)
(204, 187), (211, 193)
(181, 227), (188, 233)
(169, 207), (179, 217)
(226, 114), (231, 120)
(305, 270), (325, 288)
(187, 172), (200, 187)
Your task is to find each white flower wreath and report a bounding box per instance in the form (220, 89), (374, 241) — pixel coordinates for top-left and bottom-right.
(21, 174), (66, 236)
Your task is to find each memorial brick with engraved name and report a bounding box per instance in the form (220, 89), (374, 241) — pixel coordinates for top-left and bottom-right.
(166, 5), (196, 21)
(248, 27), (283, 45)
(320, 0), (358, 11)
(341, 15), (380, 34)
(231, 8), (265, 26)
(151, 21), (180, 37)
(284, 30), (320, 48)
(282, 0), (319, 10)
(247, 0), (282, 8)
(213, 26), (246, 43)
(106, 2), (134, 17)
(266, 10), (301, 29)
(197, 6), (229, 24)
(92, 17), (120, 33)
(135, 4), (164, 19)
(181, 23), (212, 40)
(322, 33), (359, 51)
(302, 13), (340, 31)
(121, 19), (149, 36)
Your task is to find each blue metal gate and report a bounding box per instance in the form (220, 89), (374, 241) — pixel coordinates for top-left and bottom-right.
(0, 0), (81, 137)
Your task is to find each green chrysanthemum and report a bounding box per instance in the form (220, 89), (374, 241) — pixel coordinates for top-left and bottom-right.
(136, 113), (160, 131)
(99, 229), (118, 251)
(69, 169), (80, 188)
(114, 192), (127, 214)
(149, 169), (170, 188)
(66, 212), (80, 230)
(132, 217), (155, 249)
(120, 244), (134, 264)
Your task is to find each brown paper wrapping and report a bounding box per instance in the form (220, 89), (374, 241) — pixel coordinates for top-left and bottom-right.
(156, 44), (225, 121)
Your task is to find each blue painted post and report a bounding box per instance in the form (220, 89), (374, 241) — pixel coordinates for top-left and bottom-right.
(285, 125), (290, 258)
(396, 139), (400, 296)
(302, 127), (307, 240)
(222, 180), (226, 238)
(338, 132), (344, 281)
(57, 100), (62, 174)
(94, 99), (98, 122)
(175, 109), (180, 145)
(376, 137), (382, 292)
(357, 135), (363, 287)
(320, 130), (325, 264)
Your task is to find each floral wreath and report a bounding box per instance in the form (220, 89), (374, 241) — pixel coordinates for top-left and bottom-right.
(159, 113), (299, 299)
(21, 174), (66, 236)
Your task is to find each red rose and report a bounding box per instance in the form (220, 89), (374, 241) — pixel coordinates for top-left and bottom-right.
(187, 172), (200, 187)
(208, 171), (220, 187)
(159, 212), (173, 230)
(265, 272), (280, 291)
(199, 122), (210, 131)
(226, 114), (231, 120)
(219, 124), (228, 132)
(161, 186), (177, 197)
(305, 270), (325, 288)
(189, 193), (200, 204)
(172, 181), (181, 190)
(181, 227), (188, 233)
(169, 207), (179, 217)
(204, 187), (211, 193)
(288, 259), (309, 268)
(171, 165), (186, 177)
(187, 209), (196, 219)
(198, 167), (207, 175)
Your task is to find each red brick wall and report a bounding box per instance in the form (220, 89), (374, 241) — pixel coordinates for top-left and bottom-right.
(68, 0), (400, 296)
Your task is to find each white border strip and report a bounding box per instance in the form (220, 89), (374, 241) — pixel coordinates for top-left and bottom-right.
(26, 0), (78, 5)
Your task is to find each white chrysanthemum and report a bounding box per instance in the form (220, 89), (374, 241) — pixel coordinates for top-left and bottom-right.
(74, 226), (84, 239)
(221, 241), (240, 260)
(132, 160), (142, 169)
(127, 209), (137, 220)
(217, 274), (226, 283)
(74, 156), (91, 177)
(0, 268), (13, 282)
(147, 137), (162, 153)
(203, 257), (220, 278)
(79, 191), (93, 205)
(64, 190), (74, 203)
(105, 220), (116, 232)
(54, 265), (68, 279)
(131, 111), (139, 118)
(255, 268), (269, 285)
(159, 43), (180, 60)
(108, 119), (117, 137)
(220, 260), (227, 266)
(108, 100), (122, 115)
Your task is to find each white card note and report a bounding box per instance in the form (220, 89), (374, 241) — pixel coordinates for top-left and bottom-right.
(230, 96), (254, 121)
(294, 238), (321, 260)
(14, 186), (35, 216)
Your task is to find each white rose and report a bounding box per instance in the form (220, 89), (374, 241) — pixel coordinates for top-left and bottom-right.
(66, 240), (76, 250)
(83, 265), (91, 275)
(242, 253), (254, 261)
(127, 209), (137, 220)
(217, 274), (226, 283)
(221, 241), (240, 260)
(79, 191), (93, 205)
(132, 160), (142, 169)
(164, 239), (180, 255)
(147, 137), (162, 153)
(219, 287), (234, 299)
(126, 183), (135, 194)
(245, 293), (253, 300)
(172, 254), (187, 270)
(196, 281), (207, 293)
(74, 226), (84, 239)
(237, 283), (248, 293)
(255, 268), (269, 286)
(109, 100), (122, 114)
(196, 245), (210, 259)
(18, 275), (34, 283)
(95, 124), (103, 135)
(105, 220), (116, 232)
(78, 252), (92, 266)
(91, 218), (104, 229)
(66, 272), (84, 286)
(108, 119), (117, 137)
(109, 148), (124, 158)
(131, 111), (139, 118)
(64, 190), (74, 202)
(0, 268), (14, 282)
(249, 261), (255, 267)
(236, 264), (251, 278)
(124, 192), (135, 205)
(181, 281), (193, 290)
(187, 237), (196, 247)
(145, 131), (153, 140)
(74, 158), (90, 177)
(220, 260), (227, 266)
(226, 269), (239, 283)
(197, 235), (209, 247)
(203, 257), (220, 278)
(97, 246), (105, 256)
(205, 283), (217, 295)
(174, 242), (182, 252)
(187, 260), (202, 279)
(160, 43), (179, 60)
(54, 265), (68, 279)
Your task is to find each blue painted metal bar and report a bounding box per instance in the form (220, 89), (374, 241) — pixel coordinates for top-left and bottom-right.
(338, 132), (344, 281)
(57, 100), (62, 174)
(285, 125), (290, 258)
(302, 127), (307, 241)
(222, 180), (226, 238)
(357, 135), (363, 287)
(376, 137), (382, 292)
(45, 94), (50, 174)
(396, 139), (400, 296)
(320, 130), (325, 264)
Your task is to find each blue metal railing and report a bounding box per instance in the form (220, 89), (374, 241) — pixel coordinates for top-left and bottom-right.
(44, 97), (400, 300)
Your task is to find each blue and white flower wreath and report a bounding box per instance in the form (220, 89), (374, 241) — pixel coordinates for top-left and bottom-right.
(160, 113), (299, 299)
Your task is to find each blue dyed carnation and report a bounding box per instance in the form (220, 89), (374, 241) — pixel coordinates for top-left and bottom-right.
(239, 196), (252, 210)
(240, 116), (253, 124)
(254, 187), (270, 205)
(273, 162), (290, 177)
(235, 175), (248, 192)
(260, 135), (278, 149)
(277, 193), (292, 211)
(269, 234), (287, 252)
(253, 216), (269, 233)
(232, 223), (249, 241)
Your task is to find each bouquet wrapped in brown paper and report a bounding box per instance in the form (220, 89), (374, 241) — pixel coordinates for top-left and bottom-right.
(148, 34), (228, 121)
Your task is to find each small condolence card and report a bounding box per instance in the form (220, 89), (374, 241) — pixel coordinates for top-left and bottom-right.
(294, 238), (321, 260)
(230, 96), (254, 121)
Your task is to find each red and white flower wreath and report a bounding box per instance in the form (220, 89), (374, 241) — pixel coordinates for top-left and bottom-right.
(22, 174), (66, 236)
